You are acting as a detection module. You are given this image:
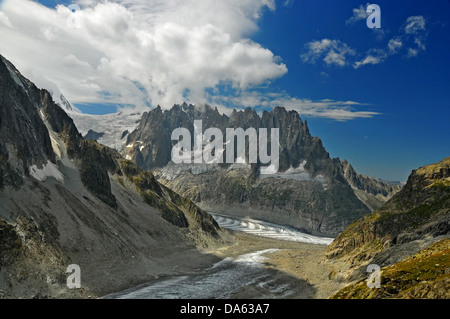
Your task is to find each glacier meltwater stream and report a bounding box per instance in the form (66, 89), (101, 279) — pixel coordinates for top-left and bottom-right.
(104, 214), (334, 299)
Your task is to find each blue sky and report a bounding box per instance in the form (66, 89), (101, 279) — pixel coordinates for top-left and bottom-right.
(250, 0), (450, 181)
(0, 0), (448, 181)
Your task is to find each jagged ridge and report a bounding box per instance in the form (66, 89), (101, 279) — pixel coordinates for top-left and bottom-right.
(125, 103), (400, 236)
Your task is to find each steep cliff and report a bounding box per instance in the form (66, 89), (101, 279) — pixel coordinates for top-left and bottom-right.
(0, 55), (226, 298)
(340, 159), (402, 210)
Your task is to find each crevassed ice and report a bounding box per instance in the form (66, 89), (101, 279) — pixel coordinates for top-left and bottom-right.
(210, 213), (334, 245)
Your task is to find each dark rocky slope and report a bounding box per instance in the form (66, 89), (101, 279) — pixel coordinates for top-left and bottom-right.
(0, 55), (226, 298)
(326, 158), (450, 298)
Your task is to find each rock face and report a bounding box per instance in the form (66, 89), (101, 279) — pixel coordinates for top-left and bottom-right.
(0, 55), (226, 298)
(84, 129), (104, 141)
(326, 158), (450, 298)
(340, 159), (402, 211)
(127, 103), (334, 175)
(0, 57), (55, 189)
(125, 103), (399, 236)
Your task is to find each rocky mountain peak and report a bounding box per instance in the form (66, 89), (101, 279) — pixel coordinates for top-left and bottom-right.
(0, 55), (57, 188)
(125, 103), (331, 175)
(126, 103), (399, 235)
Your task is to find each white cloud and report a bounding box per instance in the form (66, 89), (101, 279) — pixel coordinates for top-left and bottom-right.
(343, 6), (429, 68)
(0, 0), (381, 122)
(0, 11), (13, 28)
(282, 99), (379, 121)
(353, 55), (382, 69)
(301, 39), (355, 67)
(345, 3), (370, 25)
(403, 16), (427, 53)
(283, 0), (295, 8)
(353, 48), (388, 69)
(322, 15), (428, 69)
(0, 0), (286, 110)
(404, 16), (426, 34)
(406, 48), (419, 58)
(388, 38), (403, 54)
(211, 91), (379, 121)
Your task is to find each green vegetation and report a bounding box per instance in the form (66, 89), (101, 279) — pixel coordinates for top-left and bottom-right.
(119, 159), (189, 228)
(331, 239), (450, 299)
(328, 161), (450, 259)
(117, 176), (125, 188)
(327, 158), (449, 299)
(263, 189), (291, 203)
(0, 219), (22, 266)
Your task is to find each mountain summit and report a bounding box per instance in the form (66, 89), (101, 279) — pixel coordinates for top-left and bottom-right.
(122, 103), (399, 236)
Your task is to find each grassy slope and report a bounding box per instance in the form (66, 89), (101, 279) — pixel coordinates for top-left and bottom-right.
(331, 238), (450, 299)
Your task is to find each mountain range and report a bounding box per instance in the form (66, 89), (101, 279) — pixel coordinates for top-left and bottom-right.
(120, 103), (401, 236)
(1, 54), (447, 299)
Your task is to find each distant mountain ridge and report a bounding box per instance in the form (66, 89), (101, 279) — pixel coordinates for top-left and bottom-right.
(340, 159), (402, 211)
(122, 103), (400, 236)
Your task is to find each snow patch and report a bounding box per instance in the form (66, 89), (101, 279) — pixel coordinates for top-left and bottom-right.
(69, 112), (142, 152)
(29, 161), (64, 183)
(259, 160), (328, 188)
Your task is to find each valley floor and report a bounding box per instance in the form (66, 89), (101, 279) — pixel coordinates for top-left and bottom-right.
(104, 229), (346, 299)
(205, 231), (346, 299)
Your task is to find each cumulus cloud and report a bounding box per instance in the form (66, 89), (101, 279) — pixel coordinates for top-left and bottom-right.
(0, 0), (286, 110)
(0, 0), (380, 121)
(301, 39), (356, 67)
(0, 11), (12, 28)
